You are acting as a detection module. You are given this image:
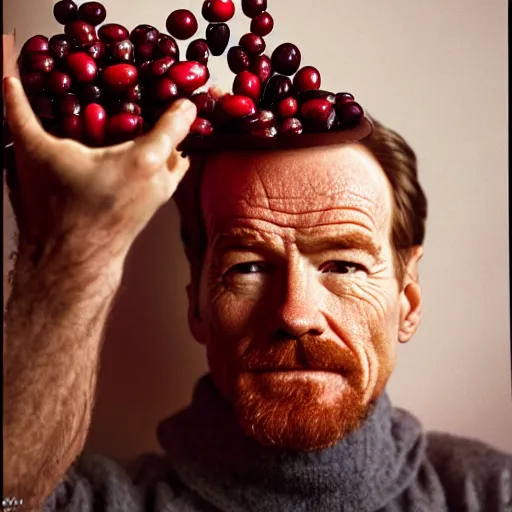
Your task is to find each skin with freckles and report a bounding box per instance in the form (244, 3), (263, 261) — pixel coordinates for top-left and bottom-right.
(188, 143), (423, 452)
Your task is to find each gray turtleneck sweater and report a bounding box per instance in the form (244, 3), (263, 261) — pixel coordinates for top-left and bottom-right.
(43, 376), (512, 511)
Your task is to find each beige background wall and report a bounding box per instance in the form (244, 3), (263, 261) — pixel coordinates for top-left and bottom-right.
(3, 0), (510, 463)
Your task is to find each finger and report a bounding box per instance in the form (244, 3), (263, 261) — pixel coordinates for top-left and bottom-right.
(133, 99), (197, 170)
(162, 150), (191, 198)
(3, 76), (48, 152)
(208, 85), (225, 100)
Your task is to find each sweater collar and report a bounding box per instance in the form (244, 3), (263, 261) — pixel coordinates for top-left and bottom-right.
(157, 374), (426, 512)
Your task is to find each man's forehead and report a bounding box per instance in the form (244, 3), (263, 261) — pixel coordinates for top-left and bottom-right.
(200, 144), (392, 228)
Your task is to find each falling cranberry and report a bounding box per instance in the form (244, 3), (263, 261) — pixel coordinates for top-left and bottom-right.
(53, 0), (78, 25)
(190, 117), (214, 136)
(300, 98), (337, 131)
(130, 25), (159, 45)
(109, 39), (134, 63)
(186, 39), (210, 65)
(78, 2), (107, 26)
(239, 33), (265, 56)
(153, 78), (180, 102)
(293, 66), (321, 94)
(47, 71), (72, 95)
(150, 56), (176, 79)
(49, 35), (71, 61)
(98, 23), (130, 43)
(335, 92), (355, 107)
(191, 92), (216, 119)
(277, 97), (298, 117)
(242, 0), (267, 18)
(166, 10), (198, 40)
(154, 34), (180, 59)
(134, 43), (155, 62)
(206, 24), (230, 56)
(21, 35), (49, 54)
(21, 71), (46, 96)
(271, 43), (301, 76)
(65, 21), (98, 47)
(237, 109), (275, 133)
(227, 46), (250, 74)
(102, 64), (138, 92)
(83, 103), (107, 146)
(250, 54), (271, 84)
(107, 113), (143, 144)
(168, 61), (209, 93)
(56, 93), (81, 116)
(279, 117), (303, 136)
(202, 0), (235, 22)
(66, 52), (98, 83)
(60, 115), (83, 141)
(23, 52), (54, 74)
(336, 101), (363, 129)
(250, 12), (274, 37)
(261, 74), (292, 107)
(233, 71), (261, 102)
(80, 83), (103, 104)
(85, 41), (106, 64)
(219, 94), (256, 118)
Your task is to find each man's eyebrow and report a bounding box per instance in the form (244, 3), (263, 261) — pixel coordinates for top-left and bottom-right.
(297, 231), (382, 258)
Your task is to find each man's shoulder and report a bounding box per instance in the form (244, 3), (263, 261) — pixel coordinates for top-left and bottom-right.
(424, 431), (512, 510)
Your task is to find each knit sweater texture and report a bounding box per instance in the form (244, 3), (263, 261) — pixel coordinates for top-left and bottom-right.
(43, 375), (512, 511)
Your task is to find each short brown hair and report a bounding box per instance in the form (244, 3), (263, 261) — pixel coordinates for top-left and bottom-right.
(174, 116), (428, 290)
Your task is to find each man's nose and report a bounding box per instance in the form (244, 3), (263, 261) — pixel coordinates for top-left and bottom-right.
(272, 264), (327, 338)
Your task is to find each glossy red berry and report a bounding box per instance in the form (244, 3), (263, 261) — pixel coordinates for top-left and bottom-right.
(66, 52), (98, 82)
(190, 117), (214, 136)
(65, 21), (98, 47)
(250, 12), (274, 37)
(293, 66), (321, 93)
(279, 117), (303, 136)
(60, 115), (83, 140)
(53, 0), (78, 25)
(21, 35), (49, 54)
(102, 63), (138, 92)
(168, 61), (209, 93)
(109, 39), (134, 63)
(83, 103), (107, 145)
(86, 41), (106, 62)
(154, 34), (180, 59)
(227, 46), (250, 74)
(262, 74), (292, 107)
(206, 23), (230, 56)
(47, 70), (72, 95)
(237, 109), (275, 133)
(239, 33), (265, 56)
(23, 52), (54, 74)
(166, 10), (198, 40)
(130, 25), (159, 45)
(191, 92), (216, 118)
(300, 98), (337, 131)
(107, 113), (143, 143)
(250, 54), (271, 84)
(56, 93), (81, 116)
(219, 94), (257, 118)
(154, 78), (180, 102)
(49, 35), (71, 61)
(150, 56), (176, 79)
(335, 92), (355, 106)
(233, 71), (261, 102)
(21, 71), (46, 96)
(336, 101), (363, 129)
(202, 0), (235, 22)
(271, 43), (301, 76)
(80, 84), (103, 104)
(242, 0), (267, 18)
(277, 96), (298, 117)
(98, 23), (129, 43)
(186, 39), (210, 65)
(78, 2), (107, 26)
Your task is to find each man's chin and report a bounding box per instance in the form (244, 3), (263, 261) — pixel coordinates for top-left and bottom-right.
(233, 371), (369, 452)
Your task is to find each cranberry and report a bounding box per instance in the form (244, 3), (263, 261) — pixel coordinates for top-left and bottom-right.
(98, 24), (129, 43)
(21, 35), (49, 54)
(86, 41), (106, 63)
(107, 113), (143, 144)
(191, 92), (216, 118)
(31, 96), (55, 119)
(237, 109), (275, 133)
(80, 83), (103, 104)
(21, 71), (46, 96)
(153, 78), (180, 102)
(49, 35), (71, 61)
(135, 43), (155, 62)
(168, 61), (209, 93)
(125, 84), (143, 102)
(130, 25), (159, 45)
(233, 71), (261, 102)
(154, 34), (180, 59)
(250, 54), (271, 84)
(293, 66), (321, 93)
(279, 117), (303, 136)
(277, 96), (298, 117)
(150, 56), (176, 79)
(109, 39), (134, 63)
(336, 101), (363, 129)
(60, 115), (83, 140)
(242, 0), (267, 18)
(110, 100), (142, 116)
(250, 12), (274, 37)
(102, 63), (138, 92)
(202, 0), (235, 22)
(47, 70), (72, 95)
(300, 98), (337, 131)
(186, 39), (210, 65)
(56, 93), (81, 116)
(23, 52), (54, 74)
(83, 103), (107, 145)
(166, 10), (198, 40)
(335, 92), (355, 107)
(206, 23), (230, 56)
(53, 0), (78, 25)
(261, 74), (292, 107)
(227, 46), (250, 74)
(78, 2), (107, 26)
(271, 43), (301, 76)
(239, 33), (265, 56)
(66, 52), (98, 82)
(190, 117), (214, 136)
(65, 21), (98, 47)
(298, 89), (335, 104)
(138, 61), (153, 82)
(219, 94), (256, 118)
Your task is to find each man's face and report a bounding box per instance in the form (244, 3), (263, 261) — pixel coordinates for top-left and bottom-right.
(190, 143), (413, 451)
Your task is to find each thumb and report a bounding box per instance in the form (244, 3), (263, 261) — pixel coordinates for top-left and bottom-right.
(133, 98), (197, 170)
(3, 76), (49, 152)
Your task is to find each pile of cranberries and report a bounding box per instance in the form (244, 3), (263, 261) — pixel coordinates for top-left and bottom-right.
(16, 0), (365, 149)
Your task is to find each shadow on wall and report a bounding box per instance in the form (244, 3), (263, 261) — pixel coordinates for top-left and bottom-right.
(84, 199), (208, 463)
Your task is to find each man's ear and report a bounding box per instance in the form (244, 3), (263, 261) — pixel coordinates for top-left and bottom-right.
(398, 246), (423, 344)
(186, 283), (206, 345)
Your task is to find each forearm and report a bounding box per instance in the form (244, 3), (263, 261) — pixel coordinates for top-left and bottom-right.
(3, 249), (124, 508)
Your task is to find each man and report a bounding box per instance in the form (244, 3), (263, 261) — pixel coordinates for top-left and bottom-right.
(3, 75), (511, 512)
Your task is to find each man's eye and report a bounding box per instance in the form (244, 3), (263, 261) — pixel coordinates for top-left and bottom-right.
(229, 262), (267, 275)
(320, 261), (368, 274)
